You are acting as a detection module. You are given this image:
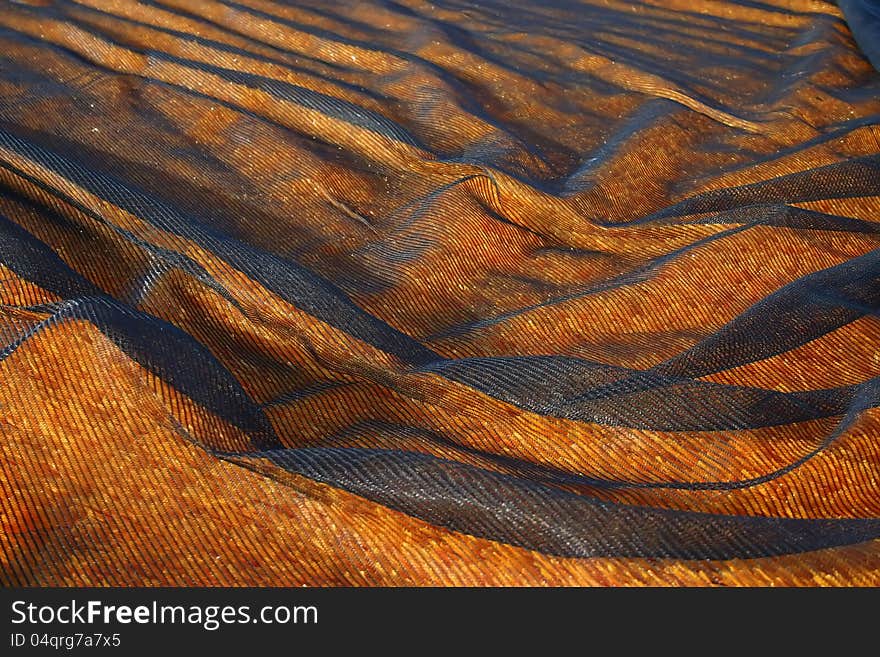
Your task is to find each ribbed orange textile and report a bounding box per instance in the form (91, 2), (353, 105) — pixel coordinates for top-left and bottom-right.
(1, 0), (879, 586)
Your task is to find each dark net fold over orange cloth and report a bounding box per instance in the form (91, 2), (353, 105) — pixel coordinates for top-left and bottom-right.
(1, 0), (879, 586)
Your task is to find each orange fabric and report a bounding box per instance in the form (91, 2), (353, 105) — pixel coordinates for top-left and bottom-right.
(1, 0), (879, 586)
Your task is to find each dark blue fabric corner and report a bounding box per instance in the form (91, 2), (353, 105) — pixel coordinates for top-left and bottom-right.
(840, 0), (880, 71)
